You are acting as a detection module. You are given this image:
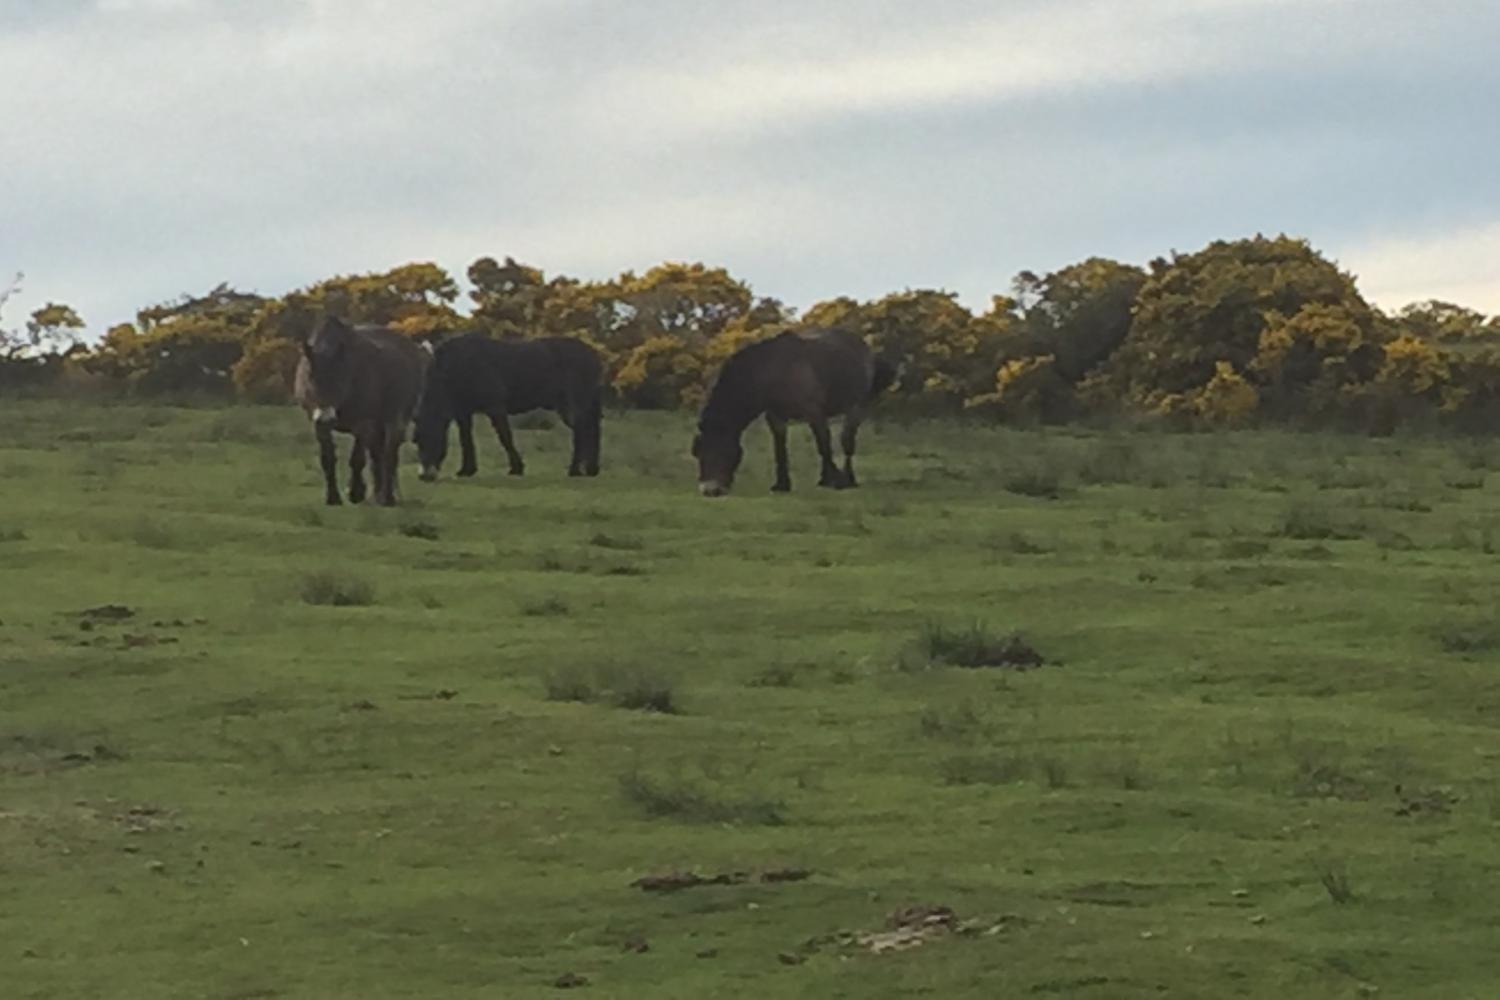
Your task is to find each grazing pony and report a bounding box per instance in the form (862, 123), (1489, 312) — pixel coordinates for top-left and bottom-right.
(294, 316), (429, 506)
(692, 329), (896, 497)
(412, 333), (604, 481)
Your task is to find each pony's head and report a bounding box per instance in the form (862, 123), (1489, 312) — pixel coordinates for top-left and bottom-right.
(691, 425), (742, 497)
(302, 315), (357, 423)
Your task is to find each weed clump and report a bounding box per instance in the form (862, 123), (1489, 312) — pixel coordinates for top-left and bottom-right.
(940, 753), (1030, 786)
(619, 767), (786, 825)
(909, 622), (1044, 670)
(599, 663), (679, 713)
(1433, 620), (1500, 655)
(1312, 856), (1356, 904)
(542, 662), (679, 713)
(1002, 463), (1067, 499)
(521, 597), (571, 618)
(397, 517), (440, 541)
(543, 664), (596, 704)
(1277, 500), (1362, 541)
(299, 571), (376, 607)
(589, 532), (644, 551)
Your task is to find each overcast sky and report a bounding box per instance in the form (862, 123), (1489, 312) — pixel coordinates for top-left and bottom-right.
(4, 0), (1499, 334)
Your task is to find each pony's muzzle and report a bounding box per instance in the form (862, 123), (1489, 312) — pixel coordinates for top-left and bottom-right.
(698, 481), (728, 498)
(311, 406), (337, 426)
(418, 465), (439, 483)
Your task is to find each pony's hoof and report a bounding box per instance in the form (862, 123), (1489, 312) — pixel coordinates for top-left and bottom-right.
(457, 467), (478, 478)
(325, 495), (343, 507)
(509, 466), (526, 477)
(771, 482), (792, 494)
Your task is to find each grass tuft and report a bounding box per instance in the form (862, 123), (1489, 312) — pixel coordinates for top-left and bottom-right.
(397, 517), (440, 541)
(619, 767), (786, 825)
(299, 571), (376, 607)
(521, 597), (571, 618)
(914, 622), (1044, 670)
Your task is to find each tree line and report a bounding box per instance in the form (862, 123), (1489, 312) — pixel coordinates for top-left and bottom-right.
(5, 235), (1500, 433)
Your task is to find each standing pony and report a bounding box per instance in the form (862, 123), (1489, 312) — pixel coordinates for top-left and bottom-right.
(692, 329), (896, 497)
(413, 333), (604, 481)
(294, 316), (429, 506)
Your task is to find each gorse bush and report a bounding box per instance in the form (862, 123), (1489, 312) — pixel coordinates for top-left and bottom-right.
(15, 235), (1500, 435)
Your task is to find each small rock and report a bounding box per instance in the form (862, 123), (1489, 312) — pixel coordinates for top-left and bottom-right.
(146, 861), (166, 874)
(1249, 914), (1267, 925)
(547, 745), (564, 756)
(1139, 931), (1155, 940)
(696, 948), (718, 959)
(777, 952), (806, 966)
(1231, 889), (1250, 898)
(553, 972), (588, 989)
(621, 935), (649, 954)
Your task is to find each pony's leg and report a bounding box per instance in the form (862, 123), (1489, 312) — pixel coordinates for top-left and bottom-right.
(839, 410), (864, 488)
(809, 418), (842, 488)
(362, 425), (387, 505)
(766, 415), (792, 492)
(316, 423), (342, 506)
(489, 411), (525, 476)
(347, 438), (368, 504)
(455, 413), (479, 477)
(381, 421), (403, 506)
(557, 405), (583, 476)
(584, 399), (602, 477)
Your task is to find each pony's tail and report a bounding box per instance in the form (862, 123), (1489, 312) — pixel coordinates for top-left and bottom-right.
(870, 357), (900, 399)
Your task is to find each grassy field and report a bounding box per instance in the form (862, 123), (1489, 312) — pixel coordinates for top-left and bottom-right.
(5, 398), (1500, 998)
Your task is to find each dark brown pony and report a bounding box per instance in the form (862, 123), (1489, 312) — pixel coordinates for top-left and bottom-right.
(412, 333), (603, 481)
(294, 316), (429, 506)
(692, 329), (896, 497)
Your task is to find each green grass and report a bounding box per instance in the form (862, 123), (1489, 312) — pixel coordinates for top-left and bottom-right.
(4, 399), (1500, 998)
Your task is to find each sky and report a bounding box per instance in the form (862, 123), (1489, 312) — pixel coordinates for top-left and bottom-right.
(4, 0), (1499, 335)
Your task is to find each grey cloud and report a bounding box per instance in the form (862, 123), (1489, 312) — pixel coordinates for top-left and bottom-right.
(2, 0), (1498, 330)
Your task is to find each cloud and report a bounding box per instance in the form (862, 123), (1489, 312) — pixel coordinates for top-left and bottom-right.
(583, 0), (1318, 140)
(2, 0), (1498, 333)
(1338, 223), (1500, 315)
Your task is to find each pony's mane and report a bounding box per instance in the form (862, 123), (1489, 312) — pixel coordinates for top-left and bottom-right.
(698, 331), (797, 432)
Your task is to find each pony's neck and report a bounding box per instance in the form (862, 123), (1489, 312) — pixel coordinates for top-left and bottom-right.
(699, 368), (764, 438)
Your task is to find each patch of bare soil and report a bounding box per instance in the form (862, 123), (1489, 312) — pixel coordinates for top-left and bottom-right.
(1, 737), (124, 775)
(76, 604), (136, 623)
(630, 867), (813, 892)
(799, 904), (1028, 959)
